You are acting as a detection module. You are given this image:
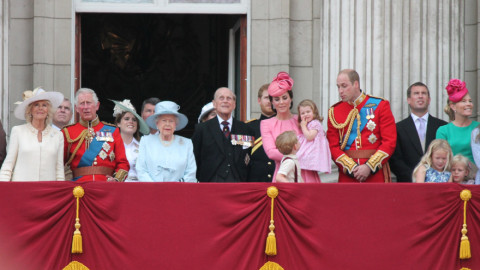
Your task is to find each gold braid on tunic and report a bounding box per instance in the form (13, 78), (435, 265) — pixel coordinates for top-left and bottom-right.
(64, 129), (89, 166)
(328, 107), (361, 150)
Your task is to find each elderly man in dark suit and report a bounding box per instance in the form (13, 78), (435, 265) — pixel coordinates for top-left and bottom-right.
(192, 87), (254, 182)
(389, 82), (447, 182)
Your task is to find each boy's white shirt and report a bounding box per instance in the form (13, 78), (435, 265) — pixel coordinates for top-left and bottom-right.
(277, 154), (303, 183)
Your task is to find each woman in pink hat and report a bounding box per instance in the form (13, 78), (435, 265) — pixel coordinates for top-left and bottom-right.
(260, 72), (321, 183)
(0, 87), (65, 181)
(436, 79), (478, 164)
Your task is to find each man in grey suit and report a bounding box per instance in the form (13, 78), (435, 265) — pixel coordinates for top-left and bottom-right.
(389, 82), (447, 182)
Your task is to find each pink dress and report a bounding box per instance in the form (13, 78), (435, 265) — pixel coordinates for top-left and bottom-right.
(296, 120), (331, 175)
(260, 115), (321, 183)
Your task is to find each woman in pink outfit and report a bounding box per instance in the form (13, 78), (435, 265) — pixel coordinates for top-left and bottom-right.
(260, 72), (321, 183)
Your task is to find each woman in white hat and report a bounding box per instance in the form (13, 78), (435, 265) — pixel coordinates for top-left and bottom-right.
(0, 87), (65, 181)
(136, 101), (197, 182)
(111, 99), (150, 182)
(197, 102), (216, 123)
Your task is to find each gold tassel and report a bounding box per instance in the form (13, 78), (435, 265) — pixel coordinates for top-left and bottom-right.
(62, 261), (90, 270)
(72, 186), (85, 254)
(265, 186), (278, 256)
(259, 261), (284, 270)
(459, 189), (472, 260)
(459, 268), (472, 270)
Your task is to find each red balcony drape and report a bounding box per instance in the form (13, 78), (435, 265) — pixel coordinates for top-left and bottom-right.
(0, 182), (478, 270)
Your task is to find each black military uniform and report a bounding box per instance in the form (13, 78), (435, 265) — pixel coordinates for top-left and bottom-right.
(246, 114), (276, 182)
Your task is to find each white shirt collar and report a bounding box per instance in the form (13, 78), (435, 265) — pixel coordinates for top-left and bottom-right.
(217, 115), (233, 130)
(411, 112), (429, 123)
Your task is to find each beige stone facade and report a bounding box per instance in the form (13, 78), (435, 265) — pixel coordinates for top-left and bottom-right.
(1, 0), (479, 135)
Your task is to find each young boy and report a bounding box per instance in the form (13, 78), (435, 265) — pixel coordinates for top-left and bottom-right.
(275, 131), (303, 183)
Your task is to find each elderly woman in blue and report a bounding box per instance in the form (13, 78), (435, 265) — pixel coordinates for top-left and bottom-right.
(136, 101), (197, 182)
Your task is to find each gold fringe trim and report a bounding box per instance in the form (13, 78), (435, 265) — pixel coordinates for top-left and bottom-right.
(265, 186), (278, 256)
(62, 261), (90, 270)
(460, 268), (472, 270)
(72, 186), (85, 254)
(459, 189), (472, 260)
(259, 261), (284, 270)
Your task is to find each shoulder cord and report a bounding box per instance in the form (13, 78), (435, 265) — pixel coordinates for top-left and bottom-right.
(328, 107), (361, 150)
(64, 128), (89, 166)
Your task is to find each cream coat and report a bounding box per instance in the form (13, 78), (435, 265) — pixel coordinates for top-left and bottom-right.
(0, 123), (64, 181)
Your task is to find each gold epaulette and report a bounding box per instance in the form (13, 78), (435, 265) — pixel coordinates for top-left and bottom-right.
(245, 118), (257, 124)
(367, 94), (385, 100)
(366, 150), (389, 172)
(101, 121), (116, 127)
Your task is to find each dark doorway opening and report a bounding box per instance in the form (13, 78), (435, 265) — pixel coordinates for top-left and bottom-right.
(80, 13), (242, 137)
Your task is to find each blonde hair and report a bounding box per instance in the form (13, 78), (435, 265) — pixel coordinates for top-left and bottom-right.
(275, 130), (298, 155)
(412, 139), (453, 177)
(25, 100), (54, 125)
(451, 154), (477, 180)
(297, 99), (323, 123)
(444, 100), (455, 121)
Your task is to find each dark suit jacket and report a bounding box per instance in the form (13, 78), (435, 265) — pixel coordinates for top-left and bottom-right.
(389, 114), (447, 182)
(246, 114), (275, 182)
(0, 120), (6, 168)
(192, 117), (253, 182)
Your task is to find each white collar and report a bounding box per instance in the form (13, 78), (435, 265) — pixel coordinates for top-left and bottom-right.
(411, 112), (429, 123)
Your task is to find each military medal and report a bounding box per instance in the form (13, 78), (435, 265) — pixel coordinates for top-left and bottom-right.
(369, 108), (375, 119)
(368, 133), (377, 144)
(109, 151), (116, 162)
(102, 142), (111, 152)
(99, 150), (108, 160)
(106, 132), (114, 142)
(366, 120), (376, 132)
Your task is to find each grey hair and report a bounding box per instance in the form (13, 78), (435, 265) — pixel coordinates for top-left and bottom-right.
(75, 88), (99, 106)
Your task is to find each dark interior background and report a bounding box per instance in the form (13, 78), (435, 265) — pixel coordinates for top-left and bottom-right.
(81, 13), (241, 137)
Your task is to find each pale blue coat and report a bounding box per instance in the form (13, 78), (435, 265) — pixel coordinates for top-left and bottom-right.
(136, 134), (197, 182)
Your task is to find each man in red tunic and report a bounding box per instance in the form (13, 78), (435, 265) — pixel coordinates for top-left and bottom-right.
(62, 88), (129, 182)
(327, 69), (397, 183)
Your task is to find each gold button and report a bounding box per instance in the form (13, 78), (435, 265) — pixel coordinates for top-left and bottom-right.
(268, 162), (272, 165)
(268, 174), (271, 178)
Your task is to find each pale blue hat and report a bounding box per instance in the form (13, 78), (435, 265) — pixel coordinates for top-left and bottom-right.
(146, 101), (188, 131)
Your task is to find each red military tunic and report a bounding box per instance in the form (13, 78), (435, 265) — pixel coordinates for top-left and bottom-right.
(327, 92), (397, 183)
(62, 117), (129, 182)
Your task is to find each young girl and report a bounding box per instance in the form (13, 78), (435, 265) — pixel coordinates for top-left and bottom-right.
(413, 139), (453, 183)
(451, 154), (476, 184)
(296, 99), (331, 182)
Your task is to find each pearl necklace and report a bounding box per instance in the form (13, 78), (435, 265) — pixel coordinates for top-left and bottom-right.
(160, 136), (174, 147)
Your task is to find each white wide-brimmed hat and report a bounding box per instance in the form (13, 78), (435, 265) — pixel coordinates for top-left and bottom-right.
(111, 99), (150, 135)
(14, 87), (64, 120)
(146, 101), (188, 131)
(197, 102), (215, 123)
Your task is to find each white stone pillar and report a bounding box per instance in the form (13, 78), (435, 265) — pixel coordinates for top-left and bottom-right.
(316, 0), (465, 122)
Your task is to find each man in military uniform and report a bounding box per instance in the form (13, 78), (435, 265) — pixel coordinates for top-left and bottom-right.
(62, 88), (129, 182)
(327, 69), (396, 183)
(246, 84), (276, 182)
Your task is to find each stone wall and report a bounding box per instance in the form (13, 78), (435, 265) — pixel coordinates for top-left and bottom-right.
(250, 0), (473, 125)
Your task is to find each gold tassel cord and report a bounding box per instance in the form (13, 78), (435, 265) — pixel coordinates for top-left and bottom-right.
(265, 186), (278, 256)
(62, 261), (90, 270)
(259, 261), (284, 270)
(72, 186), (85, 254)
(459, 189), (472, 260)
